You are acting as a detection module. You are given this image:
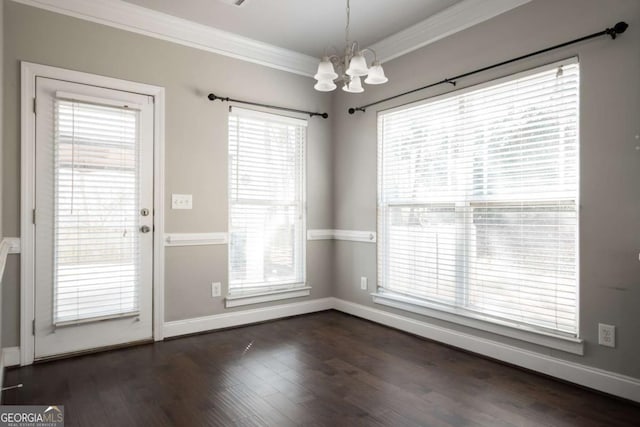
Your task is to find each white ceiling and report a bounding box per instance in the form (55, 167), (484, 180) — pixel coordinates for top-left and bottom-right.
(122, 0), (462, 58)
(16, 0), (531, 76)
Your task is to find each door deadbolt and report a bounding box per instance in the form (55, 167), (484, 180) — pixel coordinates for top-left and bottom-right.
(140, 225), (151, 233)
(140, 208), (150, 216)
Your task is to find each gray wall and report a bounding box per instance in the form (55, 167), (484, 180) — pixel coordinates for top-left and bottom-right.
(2, 2), (333, 345)
(331, 0), (640, 378)
(0, 0), (4, 359)
(2, 0), (639, 382)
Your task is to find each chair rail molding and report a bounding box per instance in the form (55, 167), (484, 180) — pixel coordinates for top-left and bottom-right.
(164, 232), (228, 247)
(307, 229), (376, 243)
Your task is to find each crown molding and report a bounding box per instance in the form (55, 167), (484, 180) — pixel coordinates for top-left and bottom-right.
(10, 0), (531, 77)
(369, 0), (532, 63)
(10, 0), (319, 76)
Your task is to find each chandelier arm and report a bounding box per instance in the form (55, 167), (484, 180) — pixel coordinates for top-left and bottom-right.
(360, 48), (378, 63)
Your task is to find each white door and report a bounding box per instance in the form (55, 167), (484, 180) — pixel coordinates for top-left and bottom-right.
(34, 77), (154, 359)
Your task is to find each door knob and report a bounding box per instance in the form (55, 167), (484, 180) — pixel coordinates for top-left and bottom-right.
(140, 225), (151, 233)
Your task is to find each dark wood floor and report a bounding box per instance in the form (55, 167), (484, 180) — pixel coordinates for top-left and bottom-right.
(3, 311), (639, 426)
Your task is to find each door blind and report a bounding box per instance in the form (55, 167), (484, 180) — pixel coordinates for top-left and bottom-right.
(53, 98), (140, 325)
(228, 108), (306, 294)
(378, 59), (579, 337)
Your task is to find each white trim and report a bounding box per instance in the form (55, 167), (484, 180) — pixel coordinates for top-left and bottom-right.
(163, 297), (333, 338)
(164, 232), (228, 247)
(225, 286), (311, 308)
(0, 240), (10, 282)
(306, 229), (376, 243)
(379, 57), (578, 115)
(55, 90), (142, 110)
(332, 298), (640, 403)
(230, 107), (309, 127)
(153, 85), (166, 342)
(10, 0), (318, 77)
(2, 347), (21, 368)
(2, 237), (21, 254)
(20, 61), (166, 364)
(20, 62), (35, 366)
(306, 229), (334, 240)
(9, 0), (531, 77)
(372, 292), (584, 355)
(334, 229), (377, 243)
(370, 0), (532, 63)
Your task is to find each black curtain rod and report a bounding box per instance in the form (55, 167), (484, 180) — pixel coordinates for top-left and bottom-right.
(348, 21), (629, 114)
(208, 93), (328, 119)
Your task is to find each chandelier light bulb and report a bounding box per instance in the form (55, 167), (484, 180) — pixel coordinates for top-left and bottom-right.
(314, 79), (337, 92)
(314, 57), (338, 81)
(364, 62), (388, 85)
(346, 53), (369, 77)
(342, 76), (364, 93)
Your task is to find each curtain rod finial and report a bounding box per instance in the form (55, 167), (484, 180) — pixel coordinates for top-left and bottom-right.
(607, 21), (628, 39)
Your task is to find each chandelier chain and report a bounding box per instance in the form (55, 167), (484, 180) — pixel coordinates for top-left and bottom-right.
(345, 0), (350, 46)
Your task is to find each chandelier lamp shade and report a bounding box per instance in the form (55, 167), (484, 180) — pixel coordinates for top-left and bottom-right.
(314, 0), (388, 93)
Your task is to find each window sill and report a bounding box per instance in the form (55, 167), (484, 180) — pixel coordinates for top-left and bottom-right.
(372, 292), (584, 355)
(225, 286), (311, 308)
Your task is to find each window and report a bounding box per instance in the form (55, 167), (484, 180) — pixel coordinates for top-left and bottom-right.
(54, 98), (140, 324)
(377, 59), (579, 338)
(228, 108), (306, 299)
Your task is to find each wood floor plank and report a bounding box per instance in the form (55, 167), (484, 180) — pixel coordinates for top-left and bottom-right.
(3, 311), (639, 426)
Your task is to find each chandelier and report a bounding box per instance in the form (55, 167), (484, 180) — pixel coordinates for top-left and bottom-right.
(313, 0), (388, 93)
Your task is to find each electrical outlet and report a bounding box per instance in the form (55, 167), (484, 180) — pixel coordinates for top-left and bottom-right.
(211, 282), (221, 297)
(360, 276), (367, 290)
(598, 323), (616, 348)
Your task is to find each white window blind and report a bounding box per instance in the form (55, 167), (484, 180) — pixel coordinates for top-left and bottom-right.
(228, 108), (306, 294)
(54, 98), (140, 325)
(378, 59), (579, 337)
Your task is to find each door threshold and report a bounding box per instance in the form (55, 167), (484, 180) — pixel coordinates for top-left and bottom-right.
(34, 339), (154, 364)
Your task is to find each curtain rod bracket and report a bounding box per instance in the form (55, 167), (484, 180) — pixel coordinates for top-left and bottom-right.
(348, 21), (629, 114)
(207, 93), (328, 119)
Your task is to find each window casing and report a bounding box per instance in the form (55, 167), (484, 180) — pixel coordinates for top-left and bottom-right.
(228, 108), (306, 296)
(377, 59), (579, 338)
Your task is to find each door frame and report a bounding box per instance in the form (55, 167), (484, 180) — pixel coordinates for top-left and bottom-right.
(20, 62), (166, 365)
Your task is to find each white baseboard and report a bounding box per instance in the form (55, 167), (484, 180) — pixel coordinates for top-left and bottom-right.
(163, 297), (334, 338)
(2, 347), (21, 368)
(332, 298), (640, 403)
(6, 298), (638, 403)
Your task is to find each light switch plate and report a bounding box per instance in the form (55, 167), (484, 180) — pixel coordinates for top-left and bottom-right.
(172, 194), (192, 210)
(360, 276), (367, 290)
